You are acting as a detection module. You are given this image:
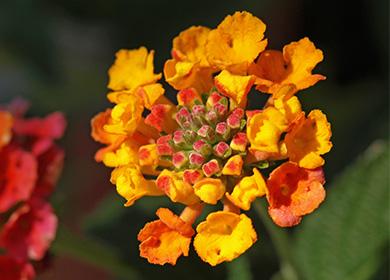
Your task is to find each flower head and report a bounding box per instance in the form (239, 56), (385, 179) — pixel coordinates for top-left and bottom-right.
(91, 10), (332, 266)
(0, 100), (65, 278)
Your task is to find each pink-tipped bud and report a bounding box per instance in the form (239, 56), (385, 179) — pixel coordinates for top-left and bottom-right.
(230, 132), (248, 152)
(172, 151), (188, 169)
(183, 130), (196, 142)
(198, 125), (215, 141)
(205, 110), (218, 124)
(231, 108), (244, 118)
(213, 103), (228, 117)
(202, 159), (221, 177)
(213, 141), (232, 158)
(227, 113), (241, 129)
(183, 169), (203, 185)
(193, 139), (212, 156)
(206, 92), (224, 108)
(189, 152), (205, 167)
(215, 122), (230, 140)
(176, 107), (192, 129)
(157, 134), (173, 156)
(192, 105), (206, 118)
(177, 88), (201, 107)
(144, 104), (172, 132)
(173, 130), (185, 145)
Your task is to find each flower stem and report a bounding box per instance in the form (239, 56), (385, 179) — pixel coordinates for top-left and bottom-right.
(254, 200), (300, 280)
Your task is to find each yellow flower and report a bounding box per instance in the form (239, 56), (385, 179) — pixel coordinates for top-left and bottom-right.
(206, 11), (267, 74)
(194, 211), (257, 266)
(156, 170), (200, 205)
(247, 107), (287, 154)
(108, 47), (161, 92)
(222, 155), (243, 176)
(285, 110), (332, 169)
(273, 95), (302, 124)
(103, 95), (144, 136)
(110, 164), (163, 206)
(164, 26), (214, 93)
(193, 178), (225, 205)
(102, 140), (139, 167)
(226, 168), (266, 210)
(214, 70), (254, 107)
(138, 144), (159, 167)
(249, 37), (325, 95)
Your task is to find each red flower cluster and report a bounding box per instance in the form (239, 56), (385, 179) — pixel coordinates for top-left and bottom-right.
(0, 99), (66, 280)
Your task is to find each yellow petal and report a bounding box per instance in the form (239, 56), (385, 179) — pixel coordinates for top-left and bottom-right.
(172, 25), (211, 67)
(193, 178), (225, 205)
(194, 211), (257, 266)
(108, 47), (161, 91)
(226, 168), (266, 210)
(222, 155), (243, 176)
(247, 107), (287, 154)
(156, 169), (200, 205)
(214, 70), (254, 107)
(285, 109), (332, 169)
(103, 140), (139, 167)
(206, 11), (267, 74)
(110, 164), (163, 206)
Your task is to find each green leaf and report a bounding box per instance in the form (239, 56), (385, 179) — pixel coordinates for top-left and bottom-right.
(294, 140), (389, 280)
(52, 225), (141, 279)
(226, 254), (252, 280)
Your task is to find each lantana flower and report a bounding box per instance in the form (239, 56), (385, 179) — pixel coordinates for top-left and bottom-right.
(0, 100), (66, 277)
(91, 11), (332, 266)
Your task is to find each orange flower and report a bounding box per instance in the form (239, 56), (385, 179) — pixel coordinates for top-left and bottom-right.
(91, 10), (333, 267)
(266, 162), (325, 227)
(138, 208), (194, 265)
(206, 11), (267, 74)
(164, 26), (214, 93)
(249, 37), (325, 96)
(0, 111), (13, 149)
(285, 109), (332, 169)
(108, 47), (161, 93)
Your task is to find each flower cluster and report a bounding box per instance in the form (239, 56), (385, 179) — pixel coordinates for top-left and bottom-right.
(0, 100), (66, 279)
(91, 11), (332, 266)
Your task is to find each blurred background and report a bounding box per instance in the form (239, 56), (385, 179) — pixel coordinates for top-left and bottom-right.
(0, 0), (388, 279)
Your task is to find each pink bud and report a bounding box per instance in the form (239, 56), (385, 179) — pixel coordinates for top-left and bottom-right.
(202, 159), (221, 177)
(230, 132), (248, 152)
(172, 151), (188, 169)
(189, 152), (205, 167)
(213, 141), (232, 158)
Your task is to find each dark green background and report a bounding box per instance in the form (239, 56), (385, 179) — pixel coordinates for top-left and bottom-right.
(0, 0), (388, 279)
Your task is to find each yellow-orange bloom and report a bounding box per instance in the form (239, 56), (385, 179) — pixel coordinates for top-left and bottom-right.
(138, 208), (194, 265)
(266, 162), (326, 227)
(194, 211), (257, 266)
(110, 164), (163, 206)
(156, 170), (200, 205)
(164, 26), (214, 92)
(206, 11), (267, 74)
(108, 47), (161, 92)
(222, 155), (243, 176)
(102, 140), (139, 167)
(0, 111), (13, 149)
(214, 70), (254, 107)
(193, 178), (225, 204)
(103, 95), (144, 136)
(285, 109), (332, 169)
(247, 107), (287, 155)
(226, 168), (266, 210)
(249, 37), (325, 95)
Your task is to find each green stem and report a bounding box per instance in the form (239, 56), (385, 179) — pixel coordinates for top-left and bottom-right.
(254, 200), (299, 280)
(52, 225), (141, 279)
